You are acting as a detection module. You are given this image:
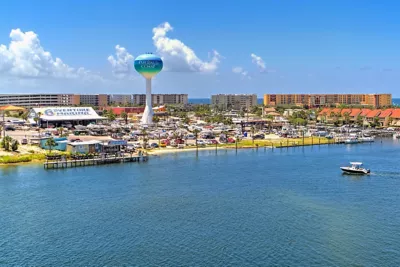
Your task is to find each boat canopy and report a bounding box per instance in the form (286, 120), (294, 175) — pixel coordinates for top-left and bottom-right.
(350, 162), (363, 165)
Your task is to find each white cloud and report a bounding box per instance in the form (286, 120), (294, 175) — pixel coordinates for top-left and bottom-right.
(152, 22), (221, 72)
(107, 45), (134, 78)
(251, 53), (266, 72)
(232, 66), (243, 74)
(0, 28), (102, 81)
(232, 66), (251, 80)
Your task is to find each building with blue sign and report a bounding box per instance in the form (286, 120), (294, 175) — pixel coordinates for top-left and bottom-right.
(28, 107), (106, 128)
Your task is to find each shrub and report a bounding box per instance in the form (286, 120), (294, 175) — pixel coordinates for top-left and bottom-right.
(11, 140), (19, 151)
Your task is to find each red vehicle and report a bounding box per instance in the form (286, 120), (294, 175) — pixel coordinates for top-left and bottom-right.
(161, 139), (170, 145)
(175, 139), (185, 144)
(209, 139), (218, 144)
(227, 137), (236, 143)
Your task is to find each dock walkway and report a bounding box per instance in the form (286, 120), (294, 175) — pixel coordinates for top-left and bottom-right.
(44, 154), (148, 169)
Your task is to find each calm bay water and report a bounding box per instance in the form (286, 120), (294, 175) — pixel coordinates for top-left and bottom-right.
(1, 140), (400, 266)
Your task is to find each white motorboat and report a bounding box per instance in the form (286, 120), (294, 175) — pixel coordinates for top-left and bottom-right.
(360, 136), (374, 142)
(340, 162), (370, 175)
(344, 137), (359, 144)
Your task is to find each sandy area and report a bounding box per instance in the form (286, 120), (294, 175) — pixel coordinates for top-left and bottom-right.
(0, 145), (45, 157)
(146, 145), (261, 156)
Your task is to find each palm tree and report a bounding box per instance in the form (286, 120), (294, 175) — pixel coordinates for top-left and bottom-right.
(343, 112), (350, 125)
(192, 129), (200, 151)
(1, 136), (13, 151)
(45, 137), (57, 153)
(121, 112), (128, 125)
(141, 128), (148, 149)
(58, 127), (64, 137)
(152, 116), (160, 124)
(221, 130), (229, 143)
(250, 126), (256, 145)
(107, 110), (116, 122)
(34, 112), (42, 137)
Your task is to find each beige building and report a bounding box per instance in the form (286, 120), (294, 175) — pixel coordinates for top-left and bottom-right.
(211, 94), (258, 110)
(110, 94), (133, 106)
(0, 93), (188, 108)
(78, 94), (109, 107)
(0, 94), (79, 108)
(132, 94), (188, 106)
(263, 93), (392, 108)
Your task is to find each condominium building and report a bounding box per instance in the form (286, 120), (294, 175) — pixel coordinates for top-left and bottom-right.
(0, 93), (188, 108)
(132, 94), (188, 106)
(263, 93), (392, 108)
(0, 94), (79, 108)
(110, 94), (133, 106)
(78, 94), (109, 107)
(211, 94), (258, 110)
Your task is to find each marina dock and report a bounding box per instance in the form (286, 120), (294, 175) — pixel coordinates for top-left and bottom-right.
(44, 154), (148, 169)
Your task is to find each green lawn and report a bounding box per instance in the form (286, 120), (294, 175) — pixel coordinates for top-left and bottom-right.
(218, 137), (331, 148)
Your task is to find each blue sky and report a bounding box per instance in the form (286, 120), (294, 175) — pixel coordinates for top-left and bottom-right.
(0, 0), (399, 97)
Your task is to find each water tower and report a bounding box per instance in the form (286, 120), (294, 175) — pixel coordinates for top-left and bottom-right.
(134, 53), (163, 125)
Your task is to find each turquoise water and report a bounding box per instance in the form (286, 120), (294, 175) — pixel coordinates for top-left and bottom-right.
(1, 140), (400, 266)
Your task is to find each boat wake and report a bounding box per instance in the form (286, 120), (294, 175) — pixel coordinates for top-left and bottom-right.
(369, 171), (400, 178)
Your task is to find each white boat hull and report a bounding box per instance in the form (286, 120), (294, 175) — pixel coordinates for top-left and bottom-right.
(340, 167), (370, 174)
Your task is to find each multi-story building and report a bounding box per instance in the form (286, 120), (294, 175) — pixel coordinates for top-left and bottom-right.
(0, 93), (188, 108)
(211, 94), (258, 110)
(132, 94), (188, 106)
(78, 94), (109, 107)
(263, 93), (392, 108)
(109, 94), (133, 106)
(0, 94), (79, 108)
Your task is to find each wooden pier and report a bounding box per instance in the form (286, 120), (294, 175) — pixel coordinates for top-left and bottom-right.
(44, 154), (148, 169)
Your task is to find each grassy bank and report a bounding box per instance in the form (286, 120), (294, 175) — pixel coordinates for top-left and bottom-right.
(0, 152), (71, 165)
(218, 137), (331, 148)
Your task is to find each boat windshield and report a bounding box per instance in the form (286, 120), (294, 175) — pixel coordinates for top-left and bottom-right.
(350, 162), (363, 168)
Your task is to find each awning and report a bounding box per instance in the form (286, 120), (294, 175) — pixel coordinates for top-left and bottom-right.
(41, 115), (106, 121)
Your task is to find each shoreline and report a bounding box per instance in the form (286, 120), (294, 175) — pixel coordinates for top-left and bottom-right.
(0, 137), (343, 166)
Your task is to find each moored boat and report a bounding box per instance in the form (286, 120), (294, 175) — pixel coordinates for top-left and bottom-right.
(360, 136), (374, 142)
(344, 137), (359, 144)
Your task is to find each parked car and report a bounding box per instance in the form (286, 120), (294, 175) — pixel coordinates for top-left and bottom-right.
(161, 139), (170, 146)
(227, 137), (236, 143)
(4, 125), (15, 131)
(185, 134), (195, 140)
(21, 138), (28, 145)
(133, 142), (142, 149)
(253, 134), (265, 140)
(209, 139), (218, 144)
(150, 143), (159, 148)
(196, 140), (206, 146)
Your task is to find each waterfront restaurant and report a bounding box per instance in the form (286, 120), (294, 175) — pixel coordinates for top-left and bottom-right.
(28, 107), (106, 128)
(67, 140), (102, 154)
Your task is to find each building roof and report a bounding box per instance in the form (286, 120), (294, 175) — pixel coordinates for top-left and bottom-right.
(31, 107), (105, 121)
(390, 109), (400, 119)
(366, 110), (381, 118)
(341, 108), (352, 116)
(68, 140), (102, 146)
(318, 108), (330, 115)
(360, 109), (372, 116)
(266, 112), (281, 116)
(349, 109), (362, 117)
(379, 109), (393, 118)
(264, 107), (277, 113)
